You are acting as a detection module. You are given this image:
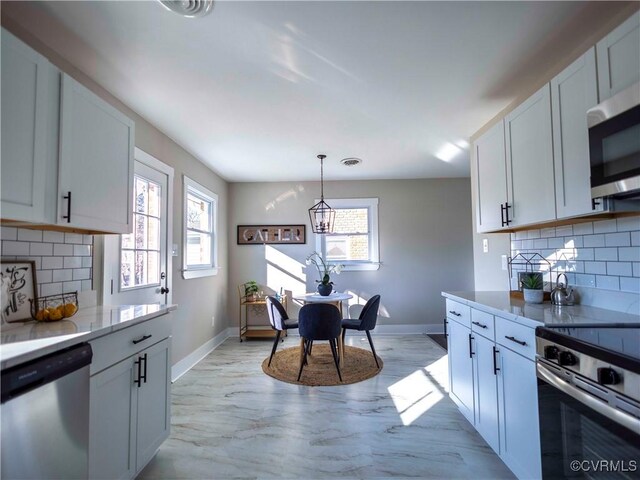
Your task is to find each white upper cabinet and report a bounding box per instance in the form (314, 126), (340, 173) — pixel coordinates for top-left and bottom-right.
(596, 12), (640, 101)
(58, 74), (134, 233)
(0, 30), (52, 223)
(474, 121), (509, 233)
(505, 84), (556, 227)
(551, 48), (602, 219)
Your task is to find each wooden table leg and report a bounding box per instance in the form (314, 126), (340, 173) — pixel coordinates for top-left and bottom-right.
(338, 334), (344, 368)
(299, 337), (305, 369)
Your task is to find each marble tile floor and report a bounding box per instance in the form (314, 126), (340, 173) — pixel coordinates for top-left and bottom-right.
(138, 334), (514, 480)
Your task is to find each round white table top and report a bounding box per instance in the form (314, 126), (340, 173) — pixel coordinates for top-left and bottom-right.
(293, 292), (353, 302)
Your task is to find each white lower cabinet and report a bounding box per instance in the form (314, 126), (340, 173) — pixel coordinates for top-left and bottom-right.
(89, 319), (171, 480)
(446, 300), (541, 480)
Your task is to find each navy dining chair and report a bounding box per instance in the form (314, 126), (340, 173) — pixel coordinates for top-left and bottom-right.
(341, 294), (381, 368)
(265, 296), (298, 367)
(297, 303), (342, 382)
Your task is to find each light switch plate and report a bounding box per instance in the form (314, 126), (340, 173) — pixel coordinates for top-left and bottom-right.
(172, 243), (179, 257)
(483, 238), (489, 253)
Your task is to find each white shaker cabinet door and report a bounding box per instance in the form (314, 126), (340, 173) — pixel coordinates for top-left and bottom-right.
(551, 48), (601, 219)
(89, 358), (137, 480)
(474, 120), (508, 233)
(497, 347), (541, 480)
(596, 12), (640, 101)
(58, 73), (134, 233)
(473, 334), (500, 454)
(505, 84), (556, 227)
(135, 338), (171, 474)
(448, 319), (475, 424)
(0, 29), (52, 223)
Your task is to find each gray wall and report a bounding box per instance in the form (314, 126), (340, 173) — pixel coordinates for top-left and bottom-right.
(229, 178), (475, 330)
(2, 7), (230, 366)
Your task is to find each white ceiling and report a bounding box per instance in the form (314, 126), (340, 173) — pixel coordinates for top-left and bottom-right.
(25, 1), (630, 182)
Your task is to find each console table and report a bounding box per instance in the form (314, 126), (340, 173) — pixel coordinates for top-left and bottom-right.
(238, 296), (287, 342)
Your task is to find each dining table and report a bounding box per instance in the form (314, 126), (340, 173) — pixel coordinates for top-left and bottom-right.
(293, 292), (353, 368)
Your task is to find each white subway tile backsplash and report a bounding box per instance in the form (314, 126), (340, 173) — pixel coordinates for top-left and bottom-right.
(619, 247), (640, 262)
(604, 232), (631, 247)
(40, 282), (62, 297)
(72, 268), (91, 280)
(576, 248), (595, 261)
(634, 263), (640, 277)
(594, 248), (618, 261)
(593, 219), (617, 234)
(584, 262), (607, 275)
(522, 240), (534, 249)
(42, 231), (64, 243)
(583, 234), (605, 248)
(0, 227), (18, 241)
(52, 269), (73, 282)
(555, 226), (573, 237)
(575, 273), (596, 287)
(53, 243), (74, 256)
(41, 256), (64, 270)
(2, 241), (30, 256)
(29, 242), (53, 256)
(620, 277), (640, 293)
(616, 216), (640, 231)
(37, 270), (53, 283)
(515, 231), (528, 240)
(64, 233), (84, 244)
(565, 236), (583, 248)
(596, 276), (619, 291)
(18, 229), (42, 242)
(573, 222), (593, 235)
(527, 229), (541, 239)
(548, 237), (564, 249)
(541, 228), (556, 238)
(63, 257), (82, 269)
(534, 239), (548, 249)
(73, 244), (91, 257)
(632, 231), (640, 247)
(2, 228), (94, 294)
(607, 262), (632, 276)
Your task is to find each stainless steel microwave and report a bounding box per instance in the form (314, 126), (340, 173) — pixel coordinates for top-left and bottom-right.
(588, 81), (640, 198)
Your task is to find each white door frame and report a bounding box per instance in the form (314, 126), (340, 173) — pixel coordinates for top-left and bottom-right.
(101, 147), (174, 305)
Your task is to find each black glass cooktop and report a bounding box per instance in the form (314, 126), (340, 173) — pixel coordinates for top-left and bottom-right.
(537, 325), (640, 371)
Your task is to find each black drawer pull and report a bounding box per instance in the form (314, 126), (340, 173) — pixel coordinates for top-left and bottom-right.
(140, 353), (148, 384)
(472, 321), (487, 329)
(132, 334), (152, 345)
(505, 335), (527, 346)
(468, 334), (474, 358)
(443, 318), (448, 338)
(449, 310), (461, 317)
(134, 357), (142, 387)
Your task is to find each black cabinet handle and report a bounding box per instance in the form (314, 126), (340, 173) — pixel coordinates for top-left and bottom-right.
(504, 202), (512, 226)
(443, 318), (448, 338)
(140, 353), (148, 384)
(500, 203), (505, 227)
(160, 287), (170, 294)
(62, 191), (72, 223)
(592, 198), (600, 211)
(449, 310), (461, 317)
(472, 321), (487, 329)
(493, 346), (500, 375)
(505, 335), (527, 346)
(134, 357), (142, 387)
(468, 334), (474, 358)
(132, 334), (152, 345)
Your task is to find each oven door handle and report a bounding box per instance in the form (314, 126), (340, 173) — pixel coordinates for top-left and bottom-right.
(536, 361), (640, 434)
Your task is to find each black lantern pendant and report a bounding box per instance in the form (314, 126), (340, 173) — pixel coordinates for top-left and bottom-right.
(308, 154), (335, 234)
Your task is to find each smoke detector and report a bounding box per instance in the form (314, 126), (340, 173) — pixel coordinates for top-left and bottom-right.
(340, 157), (362, 167)
(159, 0), (215, 18)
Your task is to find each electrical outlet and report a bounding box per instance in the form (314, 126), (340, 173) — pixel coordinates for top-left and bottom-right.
(483, 238), (489, 253)
(211, 316), (215, 327)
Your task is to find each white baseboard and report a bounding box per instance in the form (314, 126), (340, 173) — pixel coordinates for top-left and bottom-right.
(370, 324), (444, 335)
(171, 327), (231, 382)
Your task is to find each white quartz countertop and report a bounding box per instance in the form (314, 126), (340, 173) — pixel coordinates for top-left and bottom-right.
(0, 304), (177, 370)
(442, 291), (639, 329)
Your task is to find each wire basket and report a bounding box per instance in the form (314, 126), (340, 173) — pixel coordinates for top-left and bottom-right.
(30, 291), (79, 322)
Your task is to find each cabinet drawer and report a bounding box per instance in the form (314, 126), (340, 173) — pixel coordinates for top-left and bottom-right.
(446, 299), (471, 327)
(90, 315), (170, 375)
(471, 309), (495, 340)
(495, 317), (536, 360)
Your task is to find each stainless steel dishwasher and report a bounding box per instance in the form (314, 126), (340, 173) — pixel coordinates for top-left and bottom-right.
(1, 343), (92, 479)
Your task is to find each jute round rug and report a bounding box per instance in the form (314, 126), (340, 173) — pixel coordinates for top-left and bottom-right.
(262, 344), (383, 386)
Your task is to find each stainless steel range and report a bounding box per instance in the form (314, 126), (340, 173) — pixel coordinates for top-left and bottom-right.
(535, 324), (640, 479)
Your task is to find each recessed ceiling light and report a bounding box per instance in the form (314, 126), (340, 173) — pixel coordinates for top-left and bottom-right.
(340, 157), (362, 167)
(159, 0), (215, 18)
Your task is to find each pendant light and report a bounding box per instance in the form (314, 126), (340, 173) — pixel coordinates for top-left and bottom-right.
(308, 154), (335, 234)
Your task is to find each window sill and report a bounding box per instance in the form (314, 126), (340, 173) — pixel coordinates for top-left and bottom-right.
(182, 267), (218, 279)
(339, 263), (380, 272)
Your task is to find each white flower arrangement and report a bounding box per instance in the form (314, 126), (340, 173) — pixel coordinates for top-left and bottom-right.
(305, 252), (344, 286)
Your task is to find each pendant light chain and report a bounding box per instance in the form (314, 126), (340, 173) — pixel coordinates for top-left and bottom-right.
(308, 154), (335, 234)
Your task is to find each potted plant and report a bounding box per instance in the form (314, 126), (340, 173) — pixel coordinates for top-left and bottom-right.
(521, 273), (544, 304)
(244, 281), (260, 302)
(305, 252), (343, 296)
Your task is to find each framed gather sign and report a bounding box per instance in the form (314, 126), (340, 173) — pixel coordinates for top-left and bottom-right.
(237, 225), (306, 245)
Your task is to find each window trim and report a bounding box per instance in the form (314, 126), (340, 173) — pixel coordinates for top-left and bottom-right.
(315, 197), (380, 271)
(182, 175), (218, 279)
